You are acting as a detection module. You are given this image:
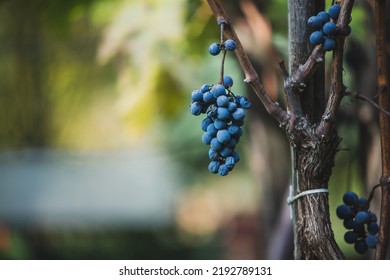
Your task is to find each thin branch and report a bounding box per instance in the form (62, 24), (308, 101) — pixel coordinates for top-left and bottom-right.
(374, 0), (390, 260)
(206, 0), (288, 125)
(344, 89), (390, 117)
(316, 0), (355, 136)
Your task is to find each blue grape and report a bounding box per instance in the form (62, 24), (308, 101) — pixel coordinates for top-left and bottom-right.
(208, 161), (220, 174)
(307, 16), (322, 30)
(210, 138), (223, 151)
(346, 25), (352, 36)
(225, 156), (235, 170)
(217, 107), (230, 120)
(190, 102), (203, 116)
(343, 191), (359, 206)
(343, 218), (356, 230)
(358, 197), (368, 207)
(200, 84), (210, 93)
(191, 89), (203, 102)
(354, 240), (368, 254)
(201, 117), (213, 132)
(369, 212), (378, 223)
(232, 108), (246, 121)
(323, 22), (337, 36)
(228, 124), (240, 136)
(217, 95), (230, 107)
(344, 231), (358, 244)
(322, 37), (336, 51)
(208, 149), (220, 161)
(211, 84), (226, 98)
(317, 11), (330, 23)
(310, 31), (325, 45)
(365, 234), (378, 248)
(220, 147), (233, 157)
(368, 222), (379, 234)
(223, 75), (234, 88)
(226, 137), (237, 148)
(217, 129), (231, 144)
(218, 164), (230, 176)
(224, 39), (237, 51)
(208, 43), (221, 56)
(214, 118), (228, 130)
(227, 102), (237, 112)
(232, 150), (240, 163)
(206, 123), (218, 137)
(203, 91), (214, 103)
(355, 211), (370, 224)
(328, 4), (341, 20)
(202, 133), (213, 145)
(336, 204), (353, 219)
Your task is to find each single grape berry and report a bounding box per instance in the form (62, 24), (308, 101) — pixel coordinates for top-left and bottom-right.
(354, 240), (368, 254)
(224, 39), (237, 51)
(208, 43), (221, 56)
(203, 91), (214, 103)
(202, 132), (213, 145)
(355, 211), (370, 224)
(329, 4), (341, 20)
(343, 191), (359, 206)
(191, 90), (203, 102)
(344, 231), (358, 244)
(218, 164), (230, 176)
(367, 222), (379, 234)
(208, 161), (220, 174)
(307, 16), (322, 30)
(216, 129), (231, 144)
(210, 138), (223, 151)
(223, 75), (234, 88)
(309, 31), (325, 45)
(317, 11), (330, 24)
(211, 84), (226, 98)
(336, 204), (353, 219)
(190, 102), (203, 116)
(322, 37), (336, 52)
(217, 95), (229, 107)
(365, 234), (378, 249)
(323, 22), (337, 36)
(232, 108), (246, 121)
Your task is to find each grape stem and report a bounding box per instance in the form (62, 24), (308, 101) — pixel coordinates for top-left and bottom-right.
(344, 88), (390, 118)
(219, 22), (226, 85)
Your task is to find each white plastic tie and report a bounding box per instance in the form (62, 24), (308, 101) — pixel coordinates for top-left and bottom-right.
(287, 187), (329, 219)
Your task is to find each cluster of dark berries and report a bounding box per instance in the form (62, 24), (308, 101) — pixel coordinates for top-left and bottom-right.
(308, 3), (351, 52)
(190, 76), (251, 176)
(208, 39), (237, 56)
(336, 191), (379, 254)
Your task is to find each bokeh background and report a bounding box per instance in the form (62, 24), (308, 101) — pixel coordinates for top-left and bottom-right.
(0, 0), (382, 259)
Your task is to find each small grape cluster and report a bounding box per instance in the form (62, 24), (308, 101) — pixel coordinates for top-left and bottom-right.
(336, 191), (379, 254)
(208, 38), (237, 56)
(190, 76), (251, 176)
(307, 3), (351, 52)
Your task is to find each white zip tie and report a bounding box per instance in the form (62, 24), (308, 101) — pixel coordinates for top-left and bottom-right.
(287, 187), (329, 219)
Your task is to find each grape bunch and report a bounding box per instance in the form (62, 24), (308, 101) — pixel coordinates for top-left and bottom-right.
(336, 191), (379, 254)
(307, 3), (351, 52)
(190, 76), (251, 176)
